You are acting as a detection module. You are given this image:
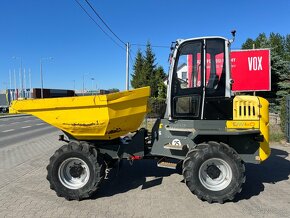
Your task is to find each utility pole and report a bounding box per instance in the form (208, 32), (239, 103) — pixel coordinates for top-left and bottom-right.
(73, 80), (76, 96)
(40, 57), (53, 98)
(20, 58), (23, 98)
(83, 74), (85, 96)
(14, 69), (17, 100)
(40, 60), (43, 98)
(126, 42), (130, 90)
(9, 69), (12, 90)
(19, 69), (21, 98)
(29, 69), (32, 98)
(23, 68), (26, 98)
(91, 78), (95, 95)
(9, 69), (12, 101)
(12, 57), (22, 98)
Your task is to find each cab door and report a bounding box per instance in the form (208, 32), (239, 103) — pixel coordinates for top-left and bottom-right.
(171, 40), (204, 120)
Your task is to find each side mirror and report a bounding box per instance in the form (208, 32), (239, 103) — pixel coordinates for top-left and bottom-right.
(229, 30), (236, 44)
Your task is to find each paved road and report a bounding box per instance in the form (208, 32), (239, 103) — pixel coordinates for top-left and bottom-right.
(0, 122), (290, 217)
(0, 115), (58, 148)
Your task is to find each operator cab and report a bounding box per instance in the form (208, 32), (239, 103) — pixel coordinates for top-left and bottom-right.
(167, 37), (233, 120)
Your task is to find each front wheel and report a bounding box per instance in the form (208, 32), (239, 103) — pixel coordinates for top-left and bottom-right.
(182, 141), (245, 203)
(47, 141), (104, 200)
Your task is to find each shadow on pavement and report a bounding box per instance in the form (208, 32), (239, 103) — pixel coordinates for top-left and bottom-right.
(92, 159), (176, 199)
(235, 147), (290, 201)
(91, 148), (290, 201)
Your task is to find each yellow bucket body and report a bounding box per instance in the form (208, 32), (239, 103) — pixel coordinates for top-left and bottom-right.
(10, 87), (150, 140)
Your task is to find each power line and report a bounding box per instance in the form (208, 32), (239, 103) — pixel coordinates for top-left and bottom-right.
(84, 0), (126, 46)
(74, 0), (125, 50)
(131, 43), (170, 48)
(129, 52), (135, 66)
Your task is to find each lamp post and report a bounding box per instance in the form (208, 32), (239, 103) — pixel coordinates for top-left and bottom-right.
(12, 56), (23, 97)
(73, 80), (76, 96)
(82, 74), (85, 96)
(13, 69), (17, 99)
(82, 73), (90, 96)
(40, 57), (53, 98)
(90, 78), (95, 95)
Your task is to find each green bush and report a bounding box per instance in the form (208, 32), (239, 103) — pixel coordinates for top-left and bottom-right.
(270, 129), (285, 142)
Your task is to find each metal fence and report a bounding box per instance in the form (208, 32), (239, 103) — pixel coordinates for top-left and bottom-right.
(147, 98), (166, 118)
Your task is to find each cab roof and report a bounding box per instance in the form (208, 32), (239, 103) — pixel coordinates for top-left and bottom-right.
(176, 36), (229, 45)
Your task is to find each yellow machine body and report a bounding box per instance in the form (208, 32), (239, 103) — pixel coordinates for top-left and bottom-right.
(10, 87), (150, 140)
(226, 95), (270, 162)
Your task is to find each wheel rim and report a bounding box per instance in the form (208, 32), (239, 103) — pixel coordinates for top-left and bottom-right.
(58, 157), (90, 190)
(198, 158), (232, 191)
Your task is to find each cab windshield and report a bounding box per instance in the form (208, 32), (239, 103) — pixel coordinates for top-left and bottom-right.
(173, 38), (225, 96)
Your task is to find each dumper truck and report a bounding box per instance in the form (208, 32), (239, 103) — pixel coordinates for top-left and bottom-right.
(9, 35), (270, 203)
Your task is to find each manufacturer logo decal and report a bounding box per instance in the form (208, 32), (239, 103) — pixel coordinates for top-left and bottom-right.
(172, 139), (181, 146)
(232, 121), (256, 127)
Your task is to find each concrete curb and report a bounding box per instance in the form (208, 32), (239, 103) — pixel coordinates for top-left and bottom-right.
(0, 114), (30, 119)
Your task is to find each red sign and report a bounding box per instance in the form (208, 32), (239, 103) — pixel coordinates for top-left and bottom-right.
(185, 49), (270, 92)
(231, 49), (271, 91)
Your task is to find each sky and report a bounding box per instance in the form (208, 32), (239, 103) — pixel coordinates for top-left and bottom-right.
(0, 0), (289, 92)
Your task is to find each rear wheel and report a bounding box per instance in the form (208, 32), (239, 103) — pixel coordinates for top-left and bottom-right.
(182, 141), (245, 203)
(47, 141), (104, 200)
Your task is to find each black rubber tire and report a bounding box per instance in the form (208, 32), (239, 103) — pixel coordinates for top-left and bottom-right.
(182, 141), (245, 203)
(46, 141), (104, 200)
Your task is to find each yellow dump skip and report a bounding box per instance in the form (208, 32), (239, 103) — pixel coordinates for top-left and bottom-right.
(10, 87), (150, 140)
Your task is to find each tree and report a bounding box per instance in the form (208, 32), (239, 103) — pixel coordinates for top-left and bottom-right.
(242, 33), (290, 137)
(155, 66), (167, 99)
(241, 33), (290, 110)
(143, 42), (157, 96)
(108, 88), (120, 93)
(254, 33), (269, 48)
(241, 38), (255, 49)
(131, 49), (145, 88)
(131, 42), (167, 98)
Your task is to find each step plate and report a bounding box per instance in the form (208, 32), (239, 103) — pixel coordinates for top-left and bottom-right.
(157, 161), (177, 169)
(164, 143), (184, 150)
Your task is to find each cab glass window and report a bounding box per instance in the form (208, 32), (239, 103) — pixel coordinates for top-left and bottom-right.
(205, 39), (225, 96)
(174, 42), (202, 90)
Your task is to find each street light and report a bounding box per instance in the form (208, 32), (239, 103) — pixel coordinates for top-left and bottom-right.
(90, 78), (95, 95)
(72, 80), (76, 96)
(40, 57), (53, 98)
(82, 74), (85, 96)
(12, 56), (23, 97)
(82, 73), (90, 96)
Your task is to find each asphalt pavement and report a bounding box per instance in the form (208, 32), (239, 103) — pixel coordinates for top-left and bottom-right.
(0, 115), (290, 217)
(0, 115), (58, 148)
